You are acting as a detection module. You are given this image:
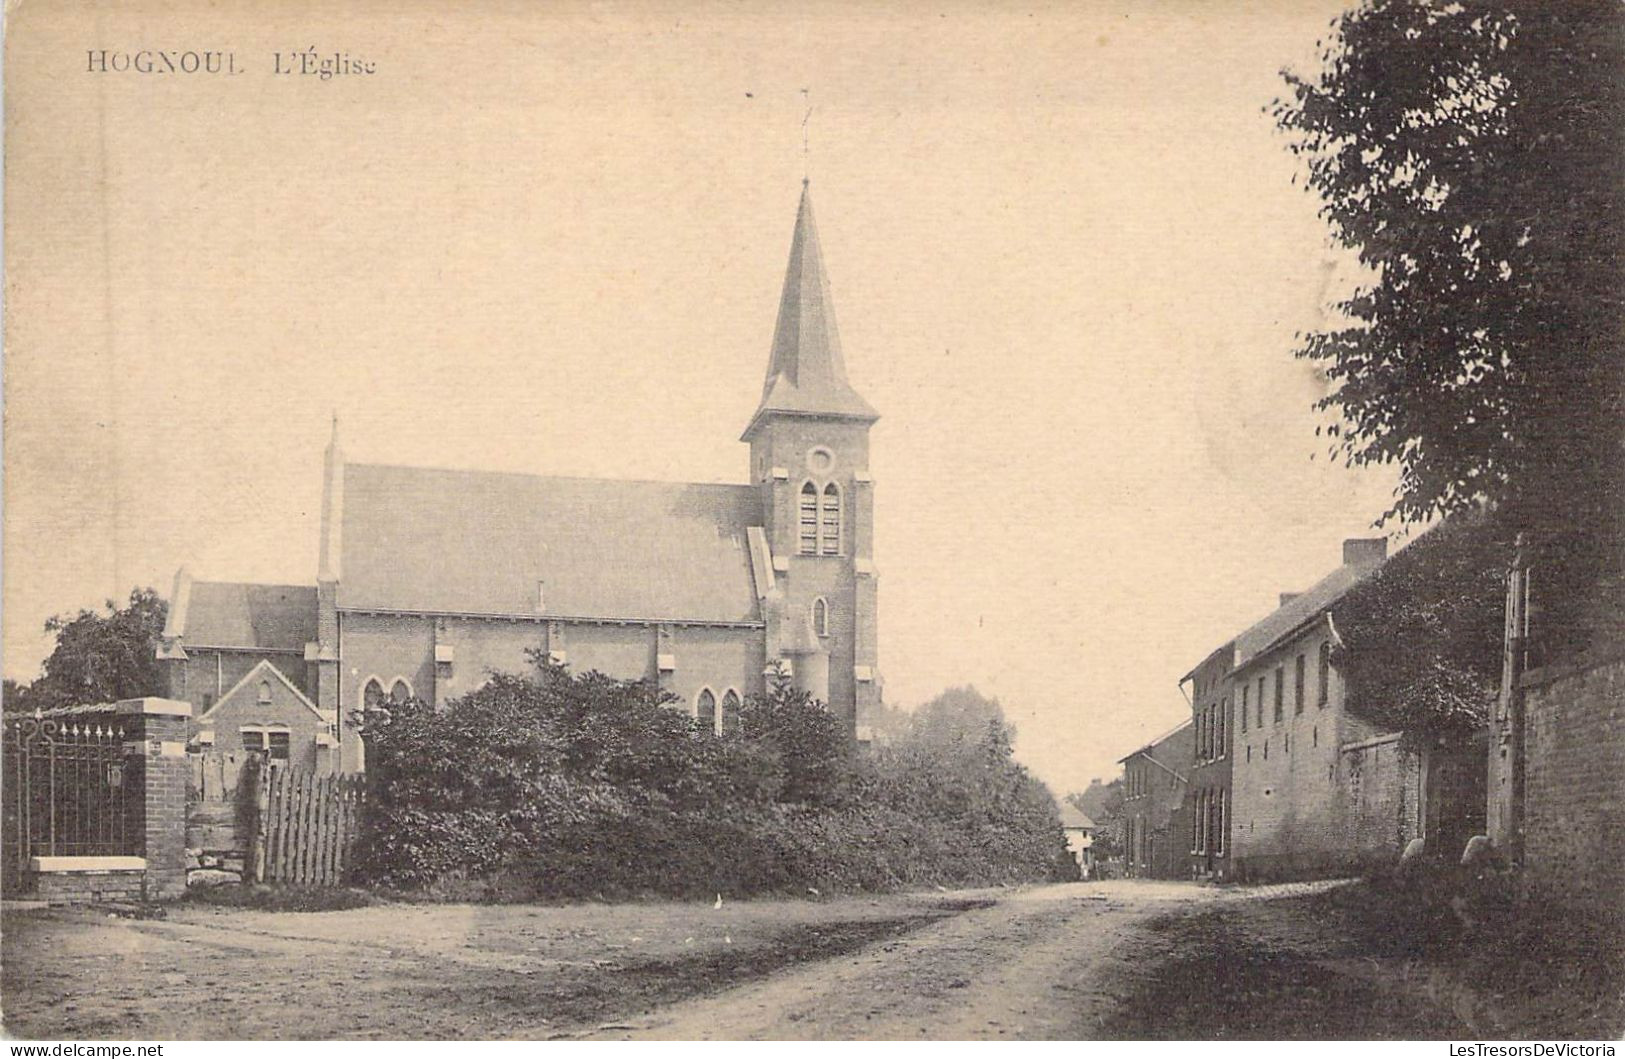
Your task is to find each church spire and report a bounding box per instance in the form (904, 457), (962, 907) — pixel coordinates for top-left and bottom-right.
(317, 412), (345, 583)
(741, 183), (878, 440)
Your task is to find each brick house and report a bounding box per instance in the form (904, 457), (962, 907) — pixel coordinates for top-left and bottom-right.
(1226, 538), (1412, 881)
(1181, 642), (1235, 880)
(1118, 721), (1193, 878)
(157, 577), (339, 772)
(156, 184), (885, 768)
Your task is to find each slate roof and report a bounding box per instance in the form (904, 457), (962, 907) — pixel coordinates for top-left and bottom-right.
(1117, 718), (1194, 772)
(743, 183), (878, 438)
(1233, 561), (1377, 666)
(337, 463), (763, 624)
(182, 582), (318, 651)
(1058, 805), (1097, 830)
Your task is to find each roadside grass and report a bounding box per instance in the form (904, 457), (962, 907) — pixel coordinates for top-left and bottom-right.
(181, 883), (377, 912)
(1305, 871), (1625, 1040)
(1096, 904), (1470, 1040)
(485, 910), (973, 1035)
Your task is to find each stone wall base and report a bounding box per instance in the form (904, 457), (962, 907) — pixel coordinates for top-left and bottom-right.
(31, 869), (146, 904)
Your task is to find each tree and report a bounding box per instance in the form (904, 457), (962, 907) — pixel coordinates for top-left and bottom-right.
(1331, 513), (1512, 742)
(1274, 1), (1624, 639)
(4, 588), (168, 711)
(906, 685), (1014, 747)
(737, 668), (852, 807)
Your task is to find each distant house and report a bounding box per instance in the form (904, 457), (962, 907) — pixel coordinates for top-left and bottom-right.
(1118, 721), (1193, 879)
(1182, 642), (1236, 881)
(1058, 804), (1097, 878)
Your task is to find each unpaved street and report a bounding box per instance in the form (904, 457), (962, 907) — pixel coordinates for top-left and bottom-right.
(4, 879), (1460, 1040)
(587, 879), (1344, 1040)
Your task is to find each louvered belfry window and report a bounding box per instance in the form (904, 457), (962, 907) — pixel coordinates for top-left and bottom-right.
(820, 483), (841, 555)
(799, 482), (819, 555)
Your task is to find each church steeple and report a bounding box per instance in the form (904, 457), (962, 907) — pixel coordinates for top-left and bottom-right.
(741, 183), (878, 441)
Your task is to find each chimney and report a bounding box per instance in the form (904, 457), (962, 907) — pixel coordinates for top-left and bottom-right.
(1279, 592), (1302, 608)
(1342, 537), (1388, 568)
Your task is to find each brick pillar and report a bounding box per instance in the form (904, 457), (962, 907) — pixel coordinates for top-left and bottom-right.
(117, 697), (193, 901)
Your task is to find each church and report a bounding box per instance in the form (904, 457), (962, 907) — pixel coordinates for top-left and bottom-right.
(156, 184), (884, 772)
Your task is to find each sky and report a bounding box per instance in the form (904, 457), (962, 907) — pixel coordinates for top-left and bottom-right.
(4, 0), (1401, 795)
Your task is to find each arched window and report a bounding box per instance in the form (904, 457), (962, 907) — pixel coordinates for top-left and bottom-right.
(721, 690), (741, 734)
(258, 680), (272, 705)
(820, 482), (841, 555)
(362, 678), (385, 710)
(696, 688), (717, 734)
(798, 482), (819, 555)
(812, 597), (829, 637)
(390, 679), (412, 704)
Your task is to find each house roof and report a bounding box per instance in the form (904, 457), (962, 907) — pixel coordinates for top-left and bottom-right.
(336, 463), (763, 624)
(1233, 559), (1380, 667)
(742, 183), (878, 439)
(200, 658), (326, 722)
(1117, 718), (1194, 772)
(1058, 805), (1097, 830)
(179, 580), (318, 651)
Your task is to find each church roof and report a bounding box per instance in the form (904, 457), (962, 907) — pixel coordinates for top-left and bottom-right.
(179, 581), (318, 651)
(336, 463), (763, 625)
(742, 183), (878, 439)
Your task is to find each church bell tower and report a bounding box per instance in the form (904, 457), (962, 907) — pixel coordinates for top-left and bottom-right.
(743, 182), (881, 740)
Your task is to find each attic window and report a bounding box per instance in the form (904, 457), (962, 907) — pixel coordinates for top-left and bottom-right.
(535, 581), (546, 614)
(257, 680), (272, 705)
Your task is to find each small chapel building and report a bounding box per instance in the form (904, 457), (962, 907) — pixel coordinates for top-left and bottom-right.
(157, 184), (884, 772)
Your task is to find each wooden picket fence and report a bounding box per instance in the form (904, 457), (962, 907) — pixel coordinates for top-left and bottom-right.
(250, 763), (365, 886)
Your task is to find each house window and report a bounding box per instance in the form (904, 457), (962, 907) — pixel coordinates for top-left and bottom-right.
(1318, 642), (1331, 705)
(1294, 655), (1306, 714)
(820, 483), (841, 555)
(696, 688), (717, 734)
(363, 678), (386, 710)
(1273, 666), (1284, 722)
(798, 482), (819, 555)
(242, 728), (290, 761)
(257, 680), (272, 704)
(390, 679), (411, 703)
(721, 690), (742, 734)
(812, 597), (829, 637)
(1256, 676), (1265, 727)
(1217, 790), (1227, 855)
(1241, 685), (1249, 732)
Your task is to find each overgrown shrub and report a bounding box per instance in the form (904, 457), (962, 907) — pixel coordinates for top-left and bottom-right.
(353, 658), (1070, 898)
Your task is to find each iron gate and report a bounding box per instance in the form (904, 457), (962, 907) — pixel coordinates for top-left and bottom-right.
(3, 713), (135, 888)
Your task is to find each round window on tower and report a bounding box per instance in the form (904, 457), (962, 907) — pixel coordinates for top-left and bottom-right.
(807, 447), (834, 474)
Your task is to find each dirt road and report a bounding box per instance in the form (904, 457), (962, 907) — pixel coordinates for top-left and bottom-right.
(586, 880), (1335, 1040)
(2, 879), (1368, 1040)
